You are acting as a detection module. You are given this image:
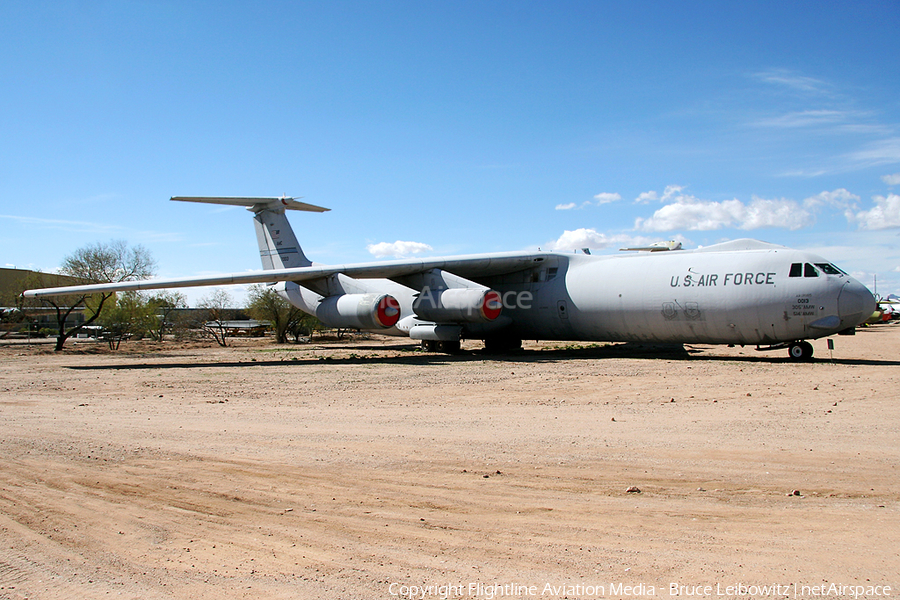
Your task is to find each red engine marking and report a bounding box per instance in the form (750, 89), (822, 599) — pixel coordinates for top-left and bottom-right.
(481, 290), (503, 321)
(377, 296), (401, 328)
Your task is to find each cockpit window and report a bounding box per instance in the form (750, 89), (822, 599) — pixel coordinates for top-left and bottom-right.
(815, 263), (844, 275)
(804, 263), (819, 277)
(789, 263), (803, 277)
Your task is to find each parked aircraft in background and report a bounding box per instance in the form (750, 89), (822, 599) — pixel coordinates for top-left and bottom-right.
(24, 196), (876, 360)
(867, 294), (900, 324)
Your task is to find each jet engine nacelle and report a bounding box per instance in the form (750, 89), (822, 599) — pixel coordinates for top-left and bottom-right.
(316, 293), (401, 330)
(413, 288), (502, 323)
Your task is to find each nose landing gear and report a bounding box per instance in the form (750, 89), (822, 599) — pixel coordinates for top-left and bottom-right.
(756, 340), (815, 361)
(788, 341), (814, 361)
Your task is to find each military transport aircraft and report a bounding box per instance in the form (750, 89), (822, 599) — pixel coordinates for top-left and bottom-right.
(24, 196), (876, 360)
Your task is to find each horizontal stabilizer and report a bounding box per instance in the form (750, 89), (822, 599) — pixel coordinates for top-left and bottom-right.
(171, 196), (330, 213)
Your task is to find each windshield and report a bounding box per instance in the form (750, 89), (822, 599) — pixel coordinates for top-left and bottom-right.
(815, 263), (845, 275)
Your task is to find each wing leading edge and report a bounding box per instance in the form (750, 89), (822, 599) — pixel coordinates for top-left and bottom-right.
(22, 251), (552, 298)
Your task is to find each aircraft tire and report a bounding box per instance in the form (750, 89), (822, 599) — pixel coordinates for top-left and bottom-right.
(438, 340), (461, 354)
(788, 341), (814, 361)
(483, 337), (523, 354)
(421, 340), (439, 352)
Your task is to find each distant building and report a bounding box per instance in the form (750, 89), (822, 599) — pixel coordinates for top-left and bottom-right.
(204, 319), (269, 336)
(1, 270), (256, 339)
(0, 268), (87, 335)
(0, 267), (83, 299)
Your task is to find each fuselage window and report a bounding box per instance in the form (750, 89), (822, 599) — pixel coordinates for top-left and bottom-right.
(531, 270), (547, 283)
(804, 263), (819, 277)
(789, 263), (803, 277)
(815, 263), (843, 275)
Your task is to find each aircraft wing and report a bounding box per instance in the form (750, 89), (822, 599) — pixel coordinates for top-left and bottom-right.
(22, 251), (550, 298)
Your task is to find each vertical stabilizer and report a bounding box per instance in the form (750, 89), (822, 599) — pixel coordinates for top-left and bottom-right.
(252, 206), (311, 269)
(171, 196), (329, 270)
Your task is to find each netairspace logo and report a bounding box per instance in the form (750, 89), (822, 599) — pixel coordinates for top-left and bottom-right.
(386, 580), (894, 600)
(672, 582), (893, 598)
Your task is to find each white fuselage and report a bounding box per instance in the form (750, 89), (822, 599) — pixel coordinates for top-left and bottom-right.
(500, 248), (870, 345)
(281, 242), (874, 347)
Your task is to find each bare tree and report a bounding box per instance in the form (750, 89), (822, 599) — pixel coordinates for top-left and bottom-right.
(38, 240), (156, 351)
(197, 289), (234, 347)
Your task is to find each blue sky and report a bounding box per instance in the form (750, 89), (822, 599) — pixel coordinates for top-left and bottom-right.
(3, 1), (900, 304)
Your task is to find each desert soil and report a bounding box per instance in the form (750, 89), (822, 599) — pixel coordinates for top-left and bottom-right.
(1, 328), (898, 600)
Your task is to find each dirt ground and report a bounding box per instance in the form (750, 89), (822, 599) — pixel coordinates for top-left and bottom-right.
(1, 327), (898, 600)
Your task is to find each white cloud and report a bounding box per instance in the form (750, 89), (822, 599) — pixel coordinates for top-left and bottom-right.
(855, 194), (900, 230)
(741, 197), (813, 230)
(882, 173), (900, 186)
(0, 213), (123, 234)
(635, 198), (738, 231)
(803, 188), (860, 222)
(548, 228), (612, 251)
(778, 168), (830, 178)
(661, 185), (684, 202)
(547, 229), (676, 252)
(593, 192), (621, 205)
(753, 109), (847, 129)
(845, 138), (900, 169)
(803, 188), (859, 210)
(752, 69), (829, 94)
(366, 240), (433, 258)
(555, 193), (621, 210)
(634, 185), (684, 204)
(781, 139), (900, 178)
(635, 195), (813, 232)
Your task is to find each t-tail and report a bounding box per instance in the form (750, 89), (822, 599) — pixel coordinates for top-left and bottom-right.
(171, 196), (329, 270)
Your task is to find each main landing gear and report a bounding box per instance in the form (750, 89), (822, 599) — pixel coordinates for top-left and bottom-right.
(756, 340), (814, 361)
(420, 337), (524, 354)
(420, 340), (461, 354)
(483, 337), (523, 354)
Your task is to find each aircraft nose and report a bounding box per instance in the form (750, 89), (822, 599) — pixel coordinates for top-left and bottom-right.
(839, 278), (877, 328)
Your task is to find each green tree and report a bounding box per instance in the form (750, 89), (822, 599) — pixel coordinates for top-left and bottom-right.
(96, 291), (158, 349)
(246, 285), (310, 344)
(289, 312), (324, 342)
(146, 291), (188, 341)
